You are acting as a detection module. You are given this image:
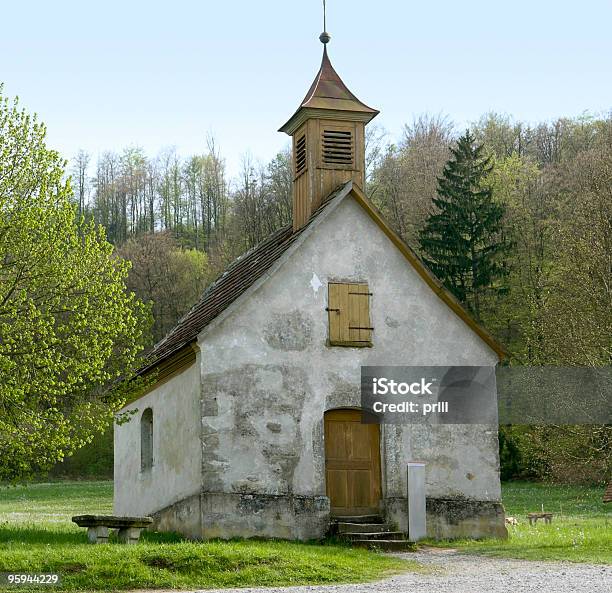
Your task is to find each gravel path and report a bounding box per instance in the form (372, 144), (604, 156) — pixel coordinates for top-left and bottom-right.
(155, 548), (611, 593)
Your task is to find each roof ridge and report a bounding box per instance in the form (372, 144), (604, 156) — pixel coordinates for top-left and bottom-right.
(137, 179), (505, 379)
(141, 183), (354, 373)
(150, 223), (293, 356)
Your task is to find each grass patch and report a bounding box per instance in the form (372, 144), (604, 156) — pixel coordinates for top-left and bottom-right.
(431, 481), (611, 563)
(0, 481), (414, 591)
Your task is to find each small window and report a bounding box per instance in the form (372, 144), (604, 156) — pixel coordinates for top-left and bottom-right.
(322, 129), (353, 168)
(295, 133), (307, 177)
(140, 408), (153, 472)
(327, 282), (372, 347)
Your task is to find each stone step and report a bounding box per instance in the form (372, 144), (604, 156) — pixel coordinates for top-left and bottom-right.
(341, 531), (406, 541)
(335, 522), (393, 534)
(352, 539), (417, 552)
(331, 515), (384, 524)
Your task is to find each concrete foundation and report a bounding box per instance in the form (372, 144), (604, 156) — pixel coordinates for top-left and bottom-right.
(385, 496), (506, 539)
(149, 491), (505, 541)
(426, 498), (508, 539)
(151, 493), (202, 539)
(202, 492), (330, 540)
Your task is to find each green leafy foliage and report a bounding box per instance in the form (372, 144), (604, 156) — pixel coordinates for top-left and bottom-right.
(117, 232), (211, 344)
(46, 426), (114, 480)
(0, 88), (150, 481)
(0, 482), (414, 592)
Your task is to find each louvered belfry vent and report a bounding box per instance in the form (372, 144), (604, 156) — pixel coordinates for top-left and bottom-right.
(295, 134), (307, 176)
(281, 44), (379, 231)
(322, 129), (353, 167)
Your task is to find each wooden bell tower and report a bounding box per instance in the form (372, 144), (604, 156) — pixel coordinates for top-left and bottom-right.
(279, 30), (379, 231)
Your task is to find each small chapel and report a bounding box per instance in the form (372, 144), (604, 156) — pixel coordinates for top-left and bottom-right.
(114, 27), (507, 542)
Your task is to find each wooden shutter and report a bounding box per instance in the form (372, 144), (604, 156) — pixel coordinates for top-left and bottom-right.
(328, 282), (372, 346)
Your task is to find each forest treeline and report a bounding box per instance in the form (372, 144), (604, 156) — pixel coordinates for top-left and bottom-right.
(67, 112), (611, 483)
(73, 112), (611, 361)
(73, 136), (292, 259)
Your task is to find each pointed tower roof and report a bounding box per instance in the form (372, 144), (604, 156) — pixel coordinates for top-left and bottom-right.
(279, 46), (379, 135)
(300, 46), (378, 114)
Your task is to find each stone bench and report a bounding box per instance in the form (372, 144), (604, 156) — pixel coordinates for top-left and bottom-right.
(527, 512), (553, 525)
(72, 515), (153, 544)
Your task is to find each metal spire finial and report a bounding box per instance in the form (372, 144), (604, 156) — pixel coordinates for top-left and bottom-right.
(319, 0), (331, 44)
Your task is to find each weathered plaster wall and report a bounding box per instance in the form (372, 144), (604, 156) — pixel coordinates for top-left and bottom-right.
(114, 358), (202, 536)
(197, 194), (503, 539)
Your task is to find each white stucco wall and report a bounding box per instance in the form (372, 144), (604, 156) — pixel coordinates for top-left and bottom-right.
(114, 358), (202, 517)
(197, 193), (502, 506)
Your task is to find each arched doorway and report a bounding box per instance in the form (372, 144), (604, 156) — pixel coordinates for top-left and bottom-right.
(324, 409), (382, 516)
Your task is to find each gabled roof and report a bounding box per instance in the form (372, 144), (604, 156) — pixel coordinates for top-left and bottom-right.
(279, 47), (379, 134)
(138, 184), (349, 375)
(142, 227), (294, 372)
(346, 183), (506, 360)
(139, 181), (505, 378)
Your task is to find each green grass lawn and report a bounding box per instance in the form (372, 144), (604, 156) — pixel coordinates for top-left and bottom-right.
(435, 481), (611, 564)
(0, 481), (414, 592)
(1, 481), (610, 592)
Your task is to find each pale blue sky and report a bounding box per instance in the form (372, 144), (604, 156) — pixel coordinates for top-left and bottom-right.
(1, 0), (611, 177)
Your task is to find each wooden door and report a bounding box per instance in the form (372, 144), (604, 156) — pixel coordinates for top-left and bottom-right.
(324, 409), (381, 516)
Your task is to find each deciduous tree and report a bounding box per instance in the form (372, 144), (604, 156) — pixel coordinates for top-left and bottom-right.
(117, 232), (211, 343)
(0, 89), (149, 480)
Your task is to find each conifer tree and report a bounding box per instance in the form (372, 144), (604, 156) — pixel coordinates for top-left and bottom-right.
(419, 131), (510, 319)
